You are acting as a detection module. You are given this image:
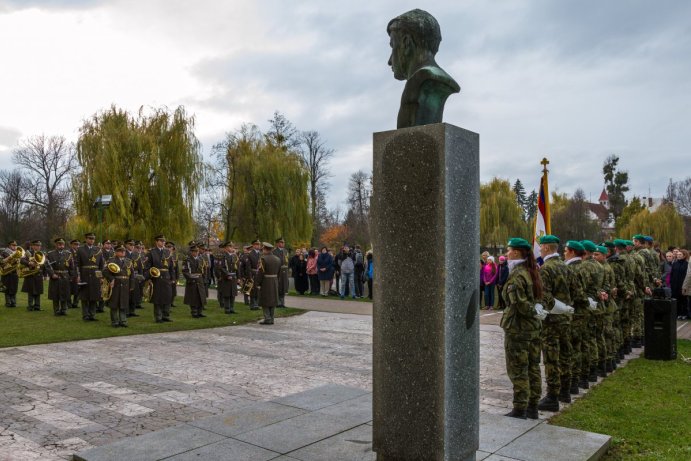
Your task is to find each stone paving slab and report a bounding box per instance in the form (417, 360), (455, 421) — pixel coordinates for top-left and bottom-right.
(271, 383), (369, 411)
(187, 401), (306, 437)
(74, 385), (611, 461)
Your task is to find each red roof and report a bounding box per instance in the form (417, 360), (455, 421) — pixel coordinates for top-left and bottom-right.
(598, 189), (609, 202)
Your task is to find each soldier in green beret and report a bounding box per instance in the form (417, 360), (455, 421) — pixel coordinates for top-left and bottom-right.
(629, 236), (650, 348)
(562, 240), (591, 393)
(501, 237), (543, 419)
(592, 245), (617, 376)
(581, 240), (609, 381)
(614, 239), (635, 355)
(536, 235), (573, 411)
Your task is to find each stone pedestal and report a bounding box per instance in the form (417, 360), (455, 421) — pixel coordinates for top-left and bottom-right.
(371, 123), (480, 461)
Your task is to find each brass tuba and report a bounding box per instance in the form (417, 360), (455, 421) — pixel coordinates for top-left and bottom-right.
(101, 278), (112, 301)
(1, 246), (24, 276)
(19, 251), (45, 278)
(242, 277), (254, 296)
(142, 280), (153, 302)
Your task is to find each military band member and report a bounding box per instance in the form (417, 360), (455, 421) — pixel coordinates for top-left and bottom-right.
(247, 239), (262, 310)
(256, 242), (281, 325)
(134, 241), (146, 309)
(239, 245), (252, 305)
(69, 239), (81, 309)
(166, 241), (179, 306)
(183, 245), (207, 318)
(273, 237), (290, 308)
(215, 242), (238, 314)
(46, 238), (77, 316)
(125, 239), (141, 317)
(146, 234), (175, 323)
(1, 240), (20, 307)
(103, 245), (134, 327)
(77, 232), (105, 321)
(20, 240), (47, 311)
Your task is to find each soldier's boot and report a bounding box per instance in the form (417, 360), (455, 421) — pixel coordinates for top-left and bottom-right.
(588, 365), (598, 382)
(259, 308), (273, 325)
(4, 293), (9, 307)
(631, 337), (642, 348)
(597, 361), (607, 378)
(558, 380), (572, 404)
(505, 408), (527, 419)
(625, 338), (633, 354)
(611, 358), (618, 370)
(53, 301), (60, 316)
(27, 295), (34, 311)
(578, 375), (590, 389)
(570, 378), (580, 395)
(605, 359), (613, 373)
(526, 405), (539, 420)
(537, 393), (560, 412)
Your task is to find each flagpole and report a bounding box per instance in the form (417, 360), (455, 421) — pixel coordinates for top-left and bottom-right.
(541, 157), (551, 234)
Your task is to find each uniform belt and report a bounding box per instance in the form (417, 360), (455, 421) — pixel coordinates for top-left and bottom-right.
(263, 274), (277, 278)
(281, 265), (288, 268)
(54, 270), (69, 274)
(229, 272), (236, 276)
(157, 268), (169, 271)
(252, 269), (259, 273)
(114, 276), (129, 280)
(82, 265), (98, 269)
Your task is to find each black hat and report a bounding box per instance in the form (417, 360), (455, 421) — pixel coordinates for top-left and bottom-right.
(54, 238), (65, 244)
(166, 241), (176, 248)
(252, 239), (261, 245)
(124, 239), (135, 245)
(84, 232), (96, 238)
(154, 234), (166, 241)
(135, 240), (143, 246)
(114, 245), (126, 252)
(189, 244), (199, 251)
(31, 240), (41, 245)
(70, 239), (80, 245)
(103, 239), (112, 244)
(275, 236), (285, 243)
(7, 240), (17, 246)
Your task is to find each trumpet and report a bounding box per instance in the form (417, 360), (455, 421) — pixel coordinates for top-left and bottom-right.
(19, 251), (45, 278)
(1, 246), (24, 276)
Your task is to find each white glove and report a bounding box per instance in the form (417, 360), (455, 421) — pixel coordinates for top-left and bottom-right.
(551, 298), (575, 315)
(534, 303), (548, 320)
(587, 297), (598, 311)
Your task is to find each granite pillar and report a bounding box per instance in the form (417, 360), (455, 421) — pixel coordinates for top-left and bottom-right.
(371, 123), (480, 461)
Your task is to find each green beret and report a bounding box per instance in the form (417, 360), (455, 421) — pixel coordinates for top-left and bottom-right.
(507, 237), (531, 250)
(539, 235), (560, 245)
(565, 240), (585, 251)
(581, 240), (598, 252)
(626, 240), (634, 246)
(632, 234), (646, 241)
(594, 245), (608, 254)
(602, 241), (615, 249)
(613, 239), (627, 248)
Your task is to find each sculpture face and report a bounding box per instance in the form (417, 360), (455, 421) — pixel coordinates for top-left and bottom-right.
(388, 31), (409, 81)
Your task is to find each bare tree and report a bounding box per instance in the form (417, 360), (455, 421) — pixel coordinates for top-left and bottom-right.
(0, 170), (31, 241)
(345, 170), (372, 245)
(12, 134), (77, 241)
(300, 130), (334, 245)
(666, 177), (691, 216)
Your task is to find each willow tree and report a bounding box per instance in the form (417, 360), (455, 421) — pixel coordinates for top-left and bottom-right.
(480, 178), (529, 248)
(72, 105), (202, 243)
(619, 204), (685, 249)
(215, 124), (311, 245)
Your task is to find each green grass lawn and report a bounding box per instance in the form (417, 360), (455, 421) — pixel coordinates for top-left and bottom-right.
(0, 289), (303, 348)
(550, 340), (691, 461)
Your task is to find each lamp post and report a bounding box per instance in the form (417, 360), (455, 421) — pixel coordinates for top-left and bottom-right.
(92, 195), (112, 243)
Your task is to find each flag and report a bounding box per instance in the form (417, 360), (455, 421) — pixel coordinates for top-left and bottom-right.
(533, 161), (551, 262)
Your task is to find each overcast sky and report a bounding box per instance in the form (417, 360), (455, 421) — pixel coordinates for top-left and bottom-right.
(1, 0), (689, 210)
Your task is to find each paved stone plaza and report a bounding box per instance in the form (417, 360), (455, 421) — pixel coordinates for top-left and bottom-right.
(0, 305), (624, 460)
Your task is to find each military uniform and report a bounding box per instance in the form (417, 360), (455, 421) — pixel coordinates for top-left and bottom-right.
(629, 245), (648, 347)
(98, 241), (115, 312)
(215, 244), (238, 314)
(256, 244), (281, 325)
(537, 245), (573, 409)
(76, 235), (105, 320)
(501, 260), (541, 418)
(1, 241), (20, 307)
(183, 248), (207, 318)
(246, 243), (262, 310)
(564, 247), (590, 392)
(145, 237), (175, 323)
(167, 244), (179, 306)
(103, 250), (134, 327)
(20, 242), (48, 311)
(69, 240), (81, 309)
(126, 242), (143, 316)
(599, 247), (619, 373)
(272, 238), (290, 308)
(608, 246), (629, 363)
(46, 240), (77, 316)
(582, 243), (607, 382)
(239, 247), (251, 305)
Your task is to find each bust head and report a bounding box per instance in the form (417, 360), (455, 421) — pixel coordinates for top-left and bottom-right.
(387, 9), (441, 81)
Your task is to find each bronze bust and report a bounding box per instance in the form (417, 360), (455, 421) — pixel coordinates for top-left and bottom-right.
(387, 9), (460, 129)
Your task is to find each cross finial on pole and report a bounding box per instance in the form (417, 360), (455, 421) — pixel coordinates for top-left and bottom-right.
(540, 157), (549, 174)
